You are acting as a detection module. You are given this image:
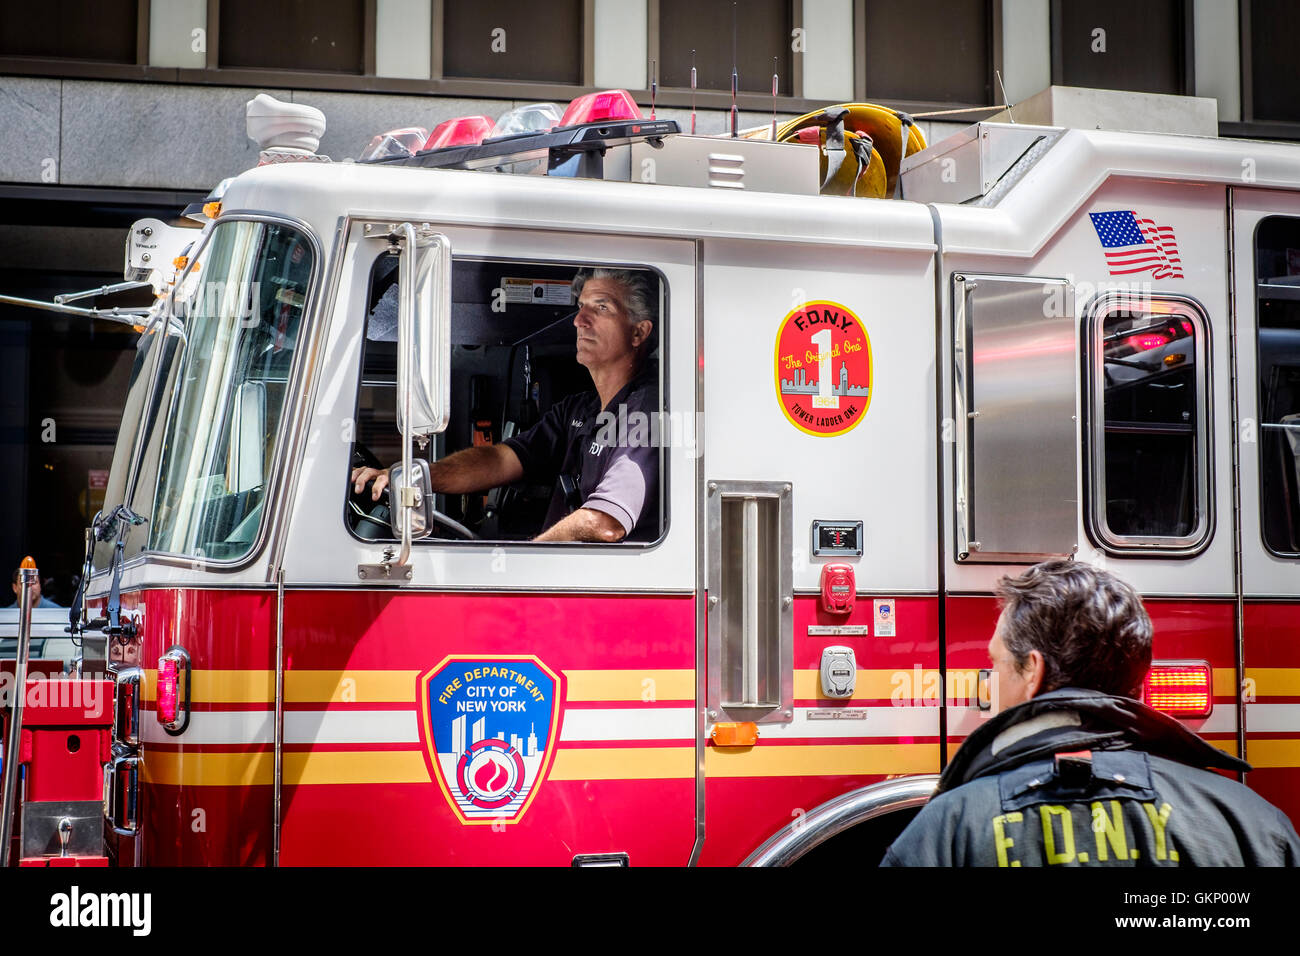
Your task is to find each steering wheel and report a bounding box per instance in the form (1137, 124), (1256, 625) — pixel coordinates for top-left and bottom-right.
(349, 478), (481, 541)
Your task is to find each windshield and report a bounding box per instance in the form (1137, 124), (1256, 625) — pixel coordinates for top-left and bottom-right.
(91, 299), (190, 571)
(140, 219), (314, 562)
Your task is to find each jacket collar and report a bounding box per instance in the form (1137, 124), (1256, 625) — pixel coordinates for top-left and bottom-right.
(938, 687), (1248, 793)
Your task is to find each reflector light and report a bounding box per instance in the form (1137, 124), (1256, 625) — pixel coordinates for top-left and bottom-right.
(424, 115), (494, 150)
(359, 127), (430, 162)
(487, 102), (562, 139)
(558, 89), (643, 128)
(202, 201), (222, 219)
(1143, 662), (1212, 718)
(157, 657), (179, 726)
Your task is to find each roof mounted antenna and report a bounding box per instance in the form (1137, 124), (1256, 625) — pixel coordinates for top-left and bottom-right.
(995, 69), (1015, 123)
(690, 50), (697, 134)
(730, 1), (739, 137)
(771, 57), (779, 140)
(650, 59), (658, 120)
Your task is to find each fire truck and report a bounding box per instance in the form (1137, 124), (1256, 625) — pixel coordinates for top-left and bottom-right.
(3, 83), (1299, 867)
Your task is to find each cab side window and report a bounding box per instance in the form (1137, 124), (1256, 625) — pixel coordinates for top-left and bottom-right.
(348, 256), (667, 545)
(1256, 217), (1300, 555)
(1087, 293), (1211, 552)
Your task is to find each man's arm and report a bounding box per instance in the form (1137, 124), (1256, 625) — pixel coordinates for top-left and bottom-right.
(351, 444), (523, 500)
(533, 507), (626, 543)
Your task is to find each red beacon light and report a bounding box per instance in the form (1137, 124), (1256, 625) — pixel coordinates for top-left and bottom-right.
(558, 89), (643, 128)
(424, 115), (494, 150)
(1143, 661), (1213, 719)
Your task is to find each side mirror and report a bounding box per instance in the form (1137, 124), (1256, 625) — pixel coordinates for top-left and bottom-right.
(387, 458), (434, 540)
(398, 232), (451, 438)
(228, 380), (266, 493)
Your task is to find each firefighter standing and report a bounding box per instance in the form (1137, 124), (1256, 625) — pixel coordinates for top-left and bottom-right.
(881, 560), (1300, 867)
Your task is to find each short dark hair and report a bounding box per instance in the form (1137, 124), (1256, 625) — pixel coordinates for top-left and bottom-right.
(994, 559), (1152, 698)
(572, 268), (659, 353)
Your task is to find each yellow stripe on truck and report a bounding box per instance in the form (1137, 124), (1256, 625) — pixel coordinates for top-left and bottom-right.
(140, 741), (942, 786)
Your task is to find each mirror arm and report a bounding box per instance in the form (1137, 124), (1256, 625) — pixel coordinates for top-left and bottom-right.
(395, 222), (417, 569)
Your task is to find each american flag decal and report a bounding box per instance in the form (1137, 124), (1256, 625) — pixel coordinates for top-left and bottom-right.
(1089, 210), (1184, 279)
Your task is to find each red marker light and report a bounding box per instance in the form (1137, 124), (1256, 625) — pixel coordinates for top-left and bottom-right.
(558, 89), (643, 128)
(1143, 661), (1212, 718)
(424, 115), (494, 150)
(157, 657), (179, 726)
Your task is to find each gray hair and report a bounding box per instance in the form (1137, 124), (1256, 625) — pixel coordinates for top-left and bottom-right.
(995, 559), (1153, 699)
(572, 268), (658, 335)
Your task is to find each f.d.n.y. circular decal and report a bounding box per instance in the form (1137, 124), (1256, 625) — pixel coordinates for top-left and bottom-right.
(774, 300), (873, 437)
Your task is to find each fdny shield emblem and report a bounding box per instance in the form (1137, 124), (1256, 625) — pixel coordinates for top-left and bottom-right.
(419, 655), (563, 825)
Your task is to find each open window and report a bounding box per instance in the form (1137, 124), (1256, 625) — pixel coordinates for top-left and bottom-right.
(1256, 217), (1300, 556)
(1085, 292), (1212, 554)
(348, 255), (667, 545)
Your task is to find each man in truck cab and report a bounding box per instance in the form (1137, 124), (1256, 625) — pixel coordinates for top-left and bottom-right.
(351, 268), (660, 543)
(881, 560), (1300, 867)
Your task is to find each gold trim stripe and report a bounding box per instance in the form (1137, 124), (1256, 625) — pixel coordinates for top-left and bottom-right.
(1244, 738), (1300, 769)
(143, 668), (699, 704)
(1245, 668), (1300, 697)
(562, 670), (694, 701)
(706, 743), (939, 777)
(137, 742), (945, 786)
(139, 665), (1286, 707)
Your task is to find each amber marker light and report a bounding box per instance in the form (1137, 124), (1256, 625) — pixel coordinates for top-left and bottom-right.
(203, 201), (222, 219)
(1143, 661), (1213, 718)
(711, 722), (758, 747)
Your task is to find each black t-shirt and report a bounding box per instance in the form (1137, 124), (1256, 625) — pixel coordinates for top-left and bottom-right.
(503, 362), (661, 541)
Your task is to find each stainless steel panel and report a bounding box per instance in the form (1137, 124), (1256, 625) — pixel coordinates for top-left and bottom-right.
(706, 480), (793, 724)
(899, 123), (1061, 205)
(20, 799), (104, 859)
(954, 274), (1078, 562)
(607, 137), (819, 195)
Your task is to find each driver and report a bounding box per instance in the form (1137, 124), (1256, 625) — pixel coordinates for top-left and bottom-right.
(351, 268), (660, 543)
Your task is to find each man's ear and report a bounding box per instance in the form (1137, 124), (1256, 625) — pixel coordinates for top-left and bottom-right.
(631, 319), (653, 348)
(1025, 649), (1046, 699)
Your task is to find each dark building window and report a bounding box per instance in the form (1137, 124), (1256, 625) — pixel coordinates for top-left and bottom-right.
(1053, 0), (1187, 96)
(219, 0), (366, 74)
(1247, 0), (1300, 123)
(443, 0), (582, 84)
(659, 0), (792, 94)
(0, 0), (137, 63)
(860, 0), (991, 105)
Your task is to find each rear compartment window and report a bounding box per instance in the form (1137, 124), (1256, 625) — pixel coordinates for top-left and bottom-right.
(1086, 293), (1211, 552)
(1256, 217), (1300, 555)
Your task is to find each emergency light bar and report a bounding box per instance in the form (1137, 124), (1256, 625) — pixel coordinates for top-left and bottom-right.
(1143, 661), (1213, 718)
(367, 117), (680, 179)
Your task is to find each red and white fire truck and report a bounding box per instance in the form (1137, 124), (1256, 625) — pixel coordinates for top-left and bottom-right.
(4, 84), (1300, 866)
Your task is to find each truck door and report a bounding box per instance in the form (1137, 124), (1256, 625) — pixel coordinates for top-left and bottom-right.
(1232, 189), (1300, 823)
(276, 219), (698, 864)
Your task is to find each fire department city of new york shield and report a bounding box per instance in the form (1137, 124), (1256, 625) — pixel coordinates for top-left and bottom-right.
(419, 655), (563, 825)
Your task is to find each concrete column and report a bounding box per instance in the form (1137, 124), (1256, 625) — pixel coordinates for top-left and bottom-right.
(148, 0), (207, 69)
(594, 0), (647, 90)
(999, 0), (1051, 105)
(801, 0), (854, 102)
(1193, 0), (1240, 122)
(377, 0), (433, 80)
